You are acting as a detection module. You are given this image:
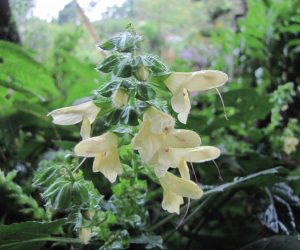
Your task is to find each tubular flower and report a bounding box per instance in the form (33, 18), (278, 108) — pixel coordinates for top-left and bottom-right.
(159, 171), (203, 214)
(48, 101), (100, 139)
(132, 106), (221, 177)
(164, 70), (229, 124)
(74, 132), (122, 183)
(151, 144), (221, 178)
(132, 106), (175, 163)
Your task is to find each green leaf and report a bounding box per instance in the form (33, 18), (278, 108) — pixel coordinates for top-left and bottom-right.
(204, 167), (287, 195)
(96, 81), (120, 97)
(136, 83), (156, 101)
(53, 182), (73, 210)
(106, 109), (123, 125)
(0, 219), (66, 250)
(240, 236), (300, 250)
(130, 234), (163, 249)
(96, 54), (123, 73)
(113, 58), (132, 78)
(42, 180), (69, 199)
(99, 32), (143, 52)
(0, 41), (58, 100)
(72, 182), (89, 204)
(120, 107), (139, 126)
(99, 37), (120, 51)
(141, 55), (170, 76)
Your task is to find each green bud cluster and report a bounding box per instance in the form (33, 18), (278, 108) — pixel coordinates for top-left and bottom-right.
(95, 30), (170, 126)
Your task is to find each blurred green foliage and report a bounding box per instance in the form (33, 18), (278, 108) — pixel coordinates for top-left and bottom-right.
(0, 0), (300, 249)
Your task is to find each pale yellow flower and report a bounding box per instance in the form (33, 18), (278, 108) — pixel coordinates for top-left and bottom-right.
(159, 171), (203, 214)
(151, 145), (221, 177)
(48, 101), (100, 139)
(74, 132), (122, 183)
(132, 106), (175, 163)
(164, 70), (228, 124)
(284, 136), (299, 155)
(132, 106), (220, 177)
(112, 88), (129, 108)
(79, 228), (92, 245)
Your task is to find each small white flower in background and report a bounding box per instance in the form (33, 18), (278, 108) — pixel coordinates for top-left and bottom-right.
(48, 101), (100, 139)
(74, 132), (123, 183)
(79, 228), (92, 245)
(112, 88), (129, 108)
(284, 136), (299, 155)
(164, 70), (228, 124)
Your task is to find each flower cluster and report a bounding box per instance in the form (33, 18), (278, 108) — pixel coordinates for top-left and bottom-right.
(48, 30), (228, 214)
(132, 106), (220, 213)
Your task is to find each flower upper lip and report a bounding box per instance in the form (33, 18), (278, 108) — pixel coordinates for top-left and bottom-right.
(164, 70), (228, 124)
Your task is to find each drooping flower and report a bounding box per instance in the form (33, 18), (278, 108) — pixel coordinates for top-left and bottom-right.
(164, 70), (228, 124)
(159, 171), (203, 214)
(74, 132), (122, 183)
(283, 136), (299, 155)
(48, 101), (100, 139)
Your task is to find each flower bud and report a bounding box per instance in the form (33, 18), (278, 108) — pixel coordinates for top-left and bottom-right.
(112, 88), (129, 108)
(283, 136), (299, 155)
(134, 66), (150, 81)
(79, 228), (92, 245)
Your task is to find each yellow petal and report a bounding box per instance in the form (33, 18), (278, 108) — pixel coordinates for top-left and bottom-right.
(185, 70), (228, 92)
(164, 73), (193, 94)
(153, 164), (170, 178)
(132, 121), (163, 163)
(171, 88), (191, 113)
(161, 189), (183, 214)
(92, 147), (123, 183)
(74, 132), (118, 157)
(177, 112), (189, 124)
(172, 146), (221, 163)
(170, 88), (191, 124)
(80, 117), (91, 140)
(143, 106), (175, 134)
(178, 159), (190, 180)
(165, 70), (228, 93)
(160, 172), (203, 199)
(166, 129), (201, 148)
(48, 101), (100, 125)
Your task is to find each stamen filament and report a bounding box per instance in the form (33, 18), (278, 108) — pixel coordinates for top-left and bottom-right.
(215, 88), (228, 120)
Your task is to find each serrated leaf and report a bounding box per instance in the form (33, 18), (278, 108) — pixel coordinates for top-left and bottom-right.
(53, 182), (73, 210)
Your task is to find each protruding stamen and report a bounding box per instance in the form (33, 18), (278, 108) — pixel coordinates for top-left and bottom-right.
(212, 160), (223, 181)
(215, 88), (228, 120)
(190, 162), (198, 184)
(73, 157), (87, 173)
